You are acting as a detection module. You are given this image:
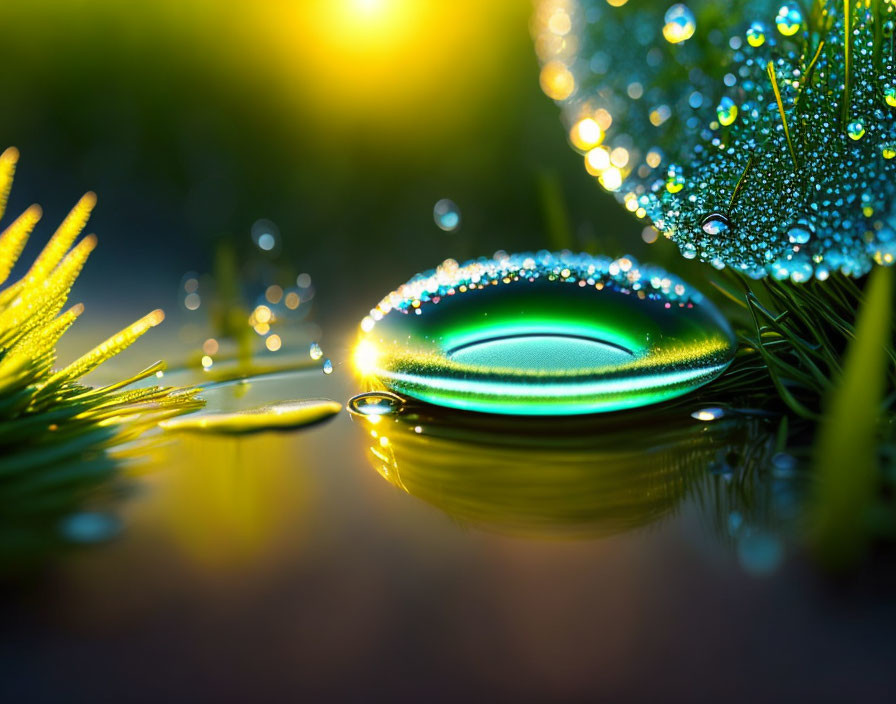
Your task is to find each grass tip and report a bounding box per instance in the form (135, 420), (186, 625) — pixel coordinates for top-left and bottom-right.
(1, 147), (20, 164)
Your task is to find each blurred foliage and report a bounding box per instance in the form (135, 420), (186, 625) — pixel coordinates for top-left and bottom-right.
(0, 0), (645, 315)
(809, 265), (894, 566)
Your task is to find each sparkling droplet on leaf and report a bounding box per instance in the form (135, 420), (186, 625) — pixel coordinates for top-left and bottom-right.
(701, 213), (731, 236)
(716, 97), (738, 126)
(847, 120), (866, 141)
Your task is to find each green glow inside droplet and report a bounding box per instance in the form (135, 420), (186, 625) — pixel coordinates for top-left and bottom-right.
(355, 253), (736, 416)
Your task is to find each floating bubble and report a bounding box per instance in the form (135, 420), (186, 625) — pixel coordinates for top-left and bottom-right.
(251, 219), (280, 252)
(433, 199), (461, 232)
(354, 252), (735, 415)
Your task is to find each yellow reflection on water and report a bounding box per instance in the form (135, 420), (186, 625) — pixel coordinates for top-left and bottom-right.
(133, 432), (314, 574)
(353, 403), (765, 539)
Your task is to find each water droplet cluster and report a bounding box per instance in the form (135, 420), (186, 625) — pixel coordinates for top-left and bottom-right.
(536, 0), (896, 279)
(361, 250), (703, 329)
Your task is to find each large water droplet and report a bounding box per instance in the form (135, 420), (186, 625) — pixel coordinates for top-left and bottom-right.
(309, 342), (323, 360)
(701, 212), (731, 236)
(354, 252), (735, 415)
(433, 199), (461, 232)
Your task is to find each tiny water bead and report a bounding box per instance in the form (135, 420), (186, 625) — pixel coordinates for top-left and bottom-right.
(322, 358), (333, 375)
(354, 252), (736, 415)
(691, 407), (725, 421)
(309, 341), (323, 360)
(433, 198), (461, 232)
(347, 391), (404, 418)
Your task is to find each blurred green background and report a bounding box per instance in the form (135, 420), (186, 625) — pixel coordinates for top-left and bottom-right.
(0, 0), (656, 329)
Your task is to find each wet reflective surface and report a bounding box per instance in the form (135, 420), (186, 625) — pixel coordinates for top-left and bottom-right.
(1, 337), (896, 701)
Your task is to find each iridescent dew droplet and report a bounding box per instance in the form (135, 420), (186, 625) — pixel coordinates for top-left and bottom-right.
(787, 220), (812, 244)
(847, 119), (866, 141)
(883, 84), (896, 108)
(347, 391), (404, 418)
(433, 199), (461, 232)
(323, 358), (334, 375)
(691, 407), (725, 421)
(883, 142), (896, 160)
(716, 96), (738, 126)
(59, 512), (122, 544)
(775, 2), (802, 37)
(665, 164), (685, 193)
(746, 21), (766, 47)
(251, 218), (280, 252)
(662, 4), (696, 44)
(309, 342), (323, 360)
(701, 212), (731, 236)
